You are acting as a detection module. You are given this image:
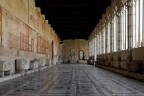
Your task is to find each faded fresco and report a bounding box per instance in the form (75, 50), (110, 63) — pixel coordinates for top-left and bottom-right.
(0, 3), (60, 60)
(0, 0), (60, 76)
(2, 0), (28, 23)
(0, 6), (2, 46)
(29, 6), (42, 33)
(2, 9), (21, 49)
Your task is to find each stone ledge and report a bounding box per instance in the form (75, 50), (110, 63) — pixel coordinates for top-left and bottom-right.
(0, 65), (52, 83)
(78, 60), (87, 64)
(96, 65), (144, 82)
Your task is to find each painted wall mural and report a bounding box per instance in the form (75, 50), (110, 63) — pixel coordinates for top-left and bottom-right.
(0, 3), (60, 60)
(0, 6), (2, 47)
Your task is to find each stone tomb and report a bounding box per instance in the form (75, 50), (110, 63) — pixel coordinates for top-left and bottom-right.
(30, 59), (39, 69)
(16, 59), (30, 72)
(0, 60), (15, 76)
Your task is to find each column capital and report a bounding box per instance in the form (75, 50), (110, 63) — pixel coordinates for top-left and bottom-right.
(115, 11), (121, 17)
(126, 0), (134, 7)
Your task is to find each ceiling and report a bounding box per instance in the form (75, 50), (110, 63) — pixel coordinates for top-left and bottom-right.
(35, 0), (111, 40)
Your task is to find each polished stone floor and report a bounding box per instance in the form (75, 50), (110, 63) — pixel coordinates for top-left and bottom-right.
(0, 64), (144, 96)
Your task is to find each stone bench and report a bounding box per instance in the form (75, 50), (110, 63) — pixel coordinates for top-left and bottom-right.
(78, 60), (87, 64)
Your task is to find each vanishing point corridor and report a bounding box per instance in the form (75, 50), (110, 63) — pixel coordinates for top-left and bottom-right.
(0, 64), (144, 96)
(1, 0), (144, 96)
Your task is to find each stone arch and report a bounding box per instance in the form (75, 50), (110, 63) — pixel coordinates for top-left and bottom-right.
(79, 50), (84, 60)
(51, 41), (54, 59)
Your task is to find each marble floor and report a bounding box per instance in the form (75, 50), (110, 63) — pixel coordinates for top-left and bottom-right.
(0, 64), (144, 96)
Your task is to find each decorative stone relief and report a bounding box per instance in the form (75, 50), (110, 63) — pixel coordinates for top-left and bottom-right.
(69, 49), (76, 60)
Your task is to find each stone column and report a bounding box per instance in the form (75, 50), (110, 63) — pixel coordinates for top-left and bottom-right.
(94, 38), (96, 59)
(128, 4), (133, 49)
(101, 30), (104, 54)
(96, 35), (99, 55)
(110, 20), (114, 52)
(93, 38), (95, 56)
(59, 43), (63, 64)
(138, 0), (141, 47)
(117, 13), (121, 51)
(127, 1), (133, 61)
(142, 0), (144, 46)
(105, 26), (108, 53)
(99, 33), (101, 54)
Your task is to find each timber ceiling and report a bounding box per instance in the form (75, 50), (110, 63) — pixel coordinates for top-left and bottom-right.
(36, 0), (111, 40)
